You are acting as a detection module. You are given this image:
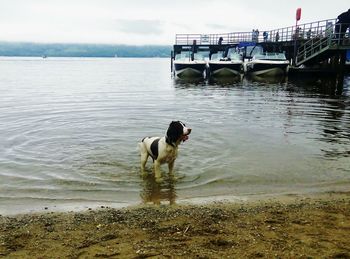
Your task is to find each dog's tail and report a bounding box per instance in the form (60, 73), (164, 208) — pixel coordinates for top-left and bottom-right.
(137, 138), (146, 153)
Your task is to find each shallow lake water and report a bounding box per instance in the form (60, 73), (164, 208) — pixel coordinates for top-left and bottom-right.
(0, 57), (349, 215)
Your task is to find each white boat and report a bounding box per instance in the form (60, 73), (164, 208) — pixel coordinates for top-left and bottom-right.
(208, 48), (243, 77)
(245, 51), (290, 76)
(173, 52), (207, 78)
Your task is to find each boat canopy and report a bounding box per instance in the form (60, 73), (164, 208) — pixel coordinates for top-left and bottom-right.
(238, 42), (256, 48)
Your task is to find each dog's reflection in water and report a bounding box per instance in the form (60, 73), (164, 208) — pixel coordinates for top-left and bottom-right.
(140, 173), (177, 205)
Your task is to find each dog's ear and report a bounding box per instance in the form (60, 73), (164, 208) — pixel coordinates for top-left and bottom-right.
(166, 121), (182, 143)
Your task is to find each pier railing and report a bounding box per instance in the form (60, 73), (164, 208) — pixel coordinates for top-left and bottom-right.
(175, 18), (339, 45)
(295, 23), (350, 66)
(269, 18), (338, 43)
(175, 32), (253, 45)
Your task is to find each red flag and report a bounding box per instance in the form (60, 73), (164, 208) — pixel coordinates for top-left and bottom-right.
(296, 8), (302, 21)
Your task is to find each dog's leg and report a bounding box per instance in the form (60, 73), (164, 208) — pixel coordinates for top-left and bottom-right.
(168, 161), (175, 175)
(139, 143), (148, 174)
(154, 160), (162, 180)
(141, 154), (148, 175)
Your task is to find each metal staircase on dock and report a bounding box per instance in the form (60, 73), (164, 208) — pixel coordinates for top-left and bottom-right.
(295, 24), (350, 66)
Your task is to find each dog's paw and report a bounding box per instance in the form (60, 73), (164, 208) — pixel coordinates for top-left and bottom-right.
(155, 176), (163, 183)
(141, 170), (148, 178)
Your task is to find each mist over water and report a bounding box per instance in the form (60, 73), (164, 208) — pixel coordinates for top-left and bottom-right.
(0, 57), (349, 215)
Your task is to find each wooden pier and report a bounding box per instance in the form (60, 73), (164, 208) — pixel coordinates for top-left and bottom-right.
(172, 18), (350, 78)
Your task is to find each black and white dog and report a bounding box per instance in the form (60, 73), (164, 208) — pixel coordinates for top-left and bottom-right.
(139, 121), (191, 180)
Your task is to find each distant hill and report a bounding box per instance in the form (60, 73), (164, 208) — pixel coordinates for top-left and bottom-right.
(0, 42), (172, 57)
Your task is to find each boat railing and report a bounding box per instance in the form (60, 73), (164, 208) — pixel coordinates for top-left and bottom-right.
(175, 18), (339, 45)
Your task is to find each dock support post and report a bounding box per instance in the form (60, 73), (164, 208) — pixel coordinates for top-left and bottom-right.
(335, 50), (346, 95)
(170, 51), (173, 74)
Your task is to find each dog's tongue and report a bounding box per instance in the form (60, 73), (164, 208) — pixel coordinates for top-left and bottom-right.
(183, 135), (189, 142)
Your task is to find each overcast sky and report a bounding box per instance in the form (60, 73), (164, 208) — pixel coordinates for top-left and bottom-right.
(0, 0), (348, 45)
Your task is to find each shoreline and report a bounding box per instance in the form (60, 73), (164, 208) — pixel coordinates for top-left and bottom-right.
(2, 188), (350, 216)
(1, 192), (350, 258)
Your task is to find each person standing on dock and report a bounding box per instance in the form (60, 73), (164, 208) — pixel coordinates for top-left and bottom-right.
(263, 31), (268, 42)
(307, 29), (312, 39)
(335, 9), (350, 44)
(255, 29), (260, 42)
(218, 37), (223, 45)
(275, 31), (280, 42)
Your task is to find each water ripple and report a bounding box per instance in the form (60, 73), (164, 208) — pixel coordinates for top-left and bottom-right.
(1, 58), (350, 214)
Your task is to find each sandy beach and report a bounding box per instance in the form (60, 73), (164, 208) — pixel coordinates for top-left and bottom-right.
(1, 192), (350, 258)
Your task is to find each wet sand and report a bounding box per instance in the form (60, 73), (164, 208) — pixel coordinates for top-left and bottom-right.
(1, 192), (350, 258)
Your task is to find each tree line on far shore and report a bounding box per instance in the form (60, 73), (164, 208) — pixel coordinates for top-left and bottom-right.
(0, 42), (172, 57)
